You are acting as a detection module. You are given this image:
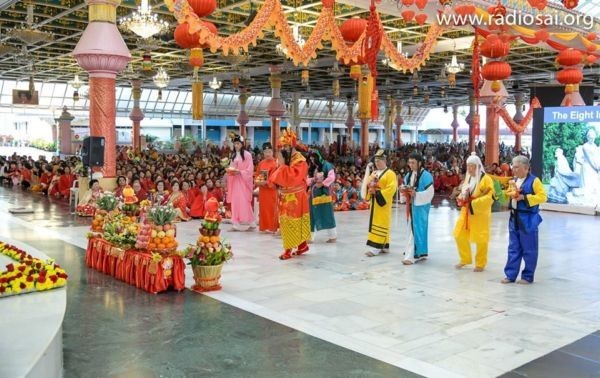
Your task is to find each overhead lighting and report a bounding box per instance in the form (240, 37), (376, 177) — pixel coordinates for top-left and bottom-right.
(445, 54), (464, 74)
(9, 3), (52, 44)
(153, 67), (169, 100)
(69, 74), (85, 102)
(209, 76), (222, 90)
(120, 0), (169, 39)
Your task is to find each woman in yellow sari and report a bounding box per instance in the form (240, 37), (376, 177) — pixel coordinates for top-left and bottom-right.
(453, 153), (495, 272)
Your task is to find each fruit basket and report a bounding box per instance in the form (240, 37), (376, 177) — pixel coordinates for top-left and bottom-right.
(146, 205), (179, 255)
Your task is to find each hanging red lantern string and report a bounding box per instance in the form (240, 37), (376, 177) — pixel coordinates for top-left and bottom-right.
(340, 17), (367, 79)
(482, 60), (512, 92)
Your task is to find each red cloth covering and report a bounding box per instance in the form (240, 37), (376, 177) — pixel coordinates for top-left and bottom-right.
(86, 237), (185, 294)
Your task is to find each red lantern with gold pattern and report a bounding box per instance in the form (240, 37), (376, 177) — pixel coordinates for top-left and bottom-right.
(534, 29), (550, 42)
(188, 0), (217, 17)
(556, 48), (583, 66)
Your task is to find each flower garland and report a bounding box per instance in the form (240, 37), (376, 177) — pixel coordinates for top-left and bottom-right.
(496, 97), (542, 134)
(166, 0), (442, 70)
(0, 242), (68, 296)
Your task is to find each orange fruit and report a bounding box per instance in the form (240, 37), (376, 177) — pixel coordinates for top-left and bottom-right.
(167, 242), (175, 248)
(157, 243), (166, 250)
(154, 238), (161, 244)
(202, 236), (210, 243)
(210, 236), (219, 244)
(148, 243), (156, 249)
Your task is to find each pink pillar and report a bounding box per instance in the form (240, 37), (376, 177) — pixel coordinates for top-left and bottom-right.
(465, 90), (477, 153)
(237, 90), (249, 139)
(513, 92), (524, 153)
(485, 106), (500, 164)
(73, 0), (130, 177)
(266, 66), (285, 153)
(451, 105), (459, 143)
(129, 80), (144, 151)
(345, 99), (355, 148)
(57, 106), (74, 155)
(394, 100), (403, 147)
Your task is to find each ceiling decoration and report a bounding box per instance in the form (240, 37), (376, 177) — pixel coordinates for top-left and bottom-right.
(0, 0), (595, 114)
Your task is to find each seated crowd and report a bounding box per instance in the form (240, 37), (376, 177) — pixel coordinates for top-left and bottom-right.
(1, 139), (524, 218)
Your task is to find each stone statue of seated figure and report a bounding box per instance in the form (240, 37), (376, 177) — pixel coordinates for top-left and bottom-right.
(548, 148), (580, 204)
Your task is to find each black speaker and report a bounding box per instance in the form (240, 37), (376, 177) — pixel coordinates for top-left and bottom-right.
(81, 136), (105, 167)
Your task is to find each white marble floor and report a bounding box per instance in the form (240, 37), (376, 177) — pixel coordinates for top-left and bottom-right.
(5, 203), (600, 378)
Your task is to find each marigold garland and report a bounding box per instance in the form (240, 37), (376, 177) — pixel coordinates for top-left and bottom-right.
(0, 242), (68, 296)
(166, 0), (442, 70)
(496, 97), (542, 134)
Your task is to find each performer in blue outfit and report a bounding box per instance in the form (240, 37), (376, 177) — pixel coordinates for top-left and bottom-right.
(501, 155), (547, 284)
(401, 152), (435, 265)
(307, 150), (337, 243)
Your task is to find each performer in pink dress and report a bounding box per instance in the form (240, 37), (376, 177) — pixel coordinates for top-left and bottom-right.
(226, 133), (256, 231)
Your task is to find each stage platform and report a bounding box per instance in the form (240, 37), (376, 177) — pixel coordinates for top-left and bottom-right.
(3, 195), (600, 378)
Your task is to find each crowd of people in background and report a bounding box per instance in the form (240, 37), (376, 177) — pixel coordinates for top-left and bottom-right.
(0, 139), (528, 218)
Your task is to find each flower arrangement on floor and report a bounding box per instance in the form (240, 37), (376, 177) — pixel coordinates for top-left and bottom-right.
(183, 198), (233, 292)
(0, 242), (68, 297)
(146, 205), (178, 255)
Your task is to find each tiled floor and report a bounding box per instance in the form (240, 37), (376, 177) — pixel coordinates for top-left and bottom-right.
(2, 187), (600, 377)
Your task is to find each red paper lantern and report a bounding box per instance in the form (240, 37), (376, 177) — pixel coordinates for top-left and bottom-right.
(402, 0), (415, 5)
(322, 0), (335, 8)
(587, 44), (597, 53)
(188, 0), (217, 17)
(586, 55), (597, 65)
(535, 0), (547, 10)
(556, 67), (583, 85)
(587, 32), (597, 41)
(401, 10), (416, 22)
(199, 20), (217, 48)
(454, 4), (475, 15)
(562, 0), (578, 9)
(556, 48), (583, 66)
(415, 13), (428, 25)
(174, 22), (200, 49)
(480, 37), (510, 58)
(482, 61), (512, 91)
(415, 0), (428, 10)
(534, 29), (550, 42)
(340, 18), (367, 43)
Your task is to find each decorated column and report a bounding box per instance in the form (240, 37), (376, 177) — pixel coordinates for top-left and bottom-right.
(480, 80), (508, 165)
(73, 0), (130, 178)
(451, 105), (459, 143)
(129, 79), (144, 151)
(383, 95), (393, 149)
(512, 92), (524, 152)
(394, 99), (403, 147)
(266, 66), (285, 152)
(465, 89), (477, 153)
(345, 98), (355, 148)
(357, 68), (373, 158)
(56, 106), (74, 155)
(237, 89), (249, 139)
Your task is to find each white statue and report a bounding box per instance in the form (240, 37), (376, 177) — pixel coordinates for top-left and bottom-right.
(548, 148), (580, 204)
(569, 128), (600, 206)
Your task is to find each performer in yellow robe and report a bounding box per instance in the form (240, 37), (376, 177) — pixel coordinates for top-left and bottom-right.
(454, 153), (495, 271)
(362, 150), (398, 257)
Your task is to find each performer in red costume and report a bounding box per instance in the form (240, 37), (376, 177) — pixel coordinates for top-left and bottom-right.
(269, 128), (311, 260)
(255, 142), (279, 233)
